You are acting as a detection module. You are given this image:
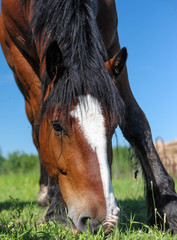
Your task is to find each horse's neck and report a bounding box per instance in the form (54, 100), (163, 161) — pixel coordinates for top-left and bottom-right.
(1, 0), (42, 125)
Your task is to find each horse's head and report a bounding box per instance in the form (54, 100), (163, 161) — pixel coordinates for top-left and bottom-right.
(38, 42), (127, 232)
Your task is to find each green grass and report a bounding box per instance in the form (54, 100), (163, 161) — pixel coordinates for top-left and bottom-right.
(0, 171), (176, 239)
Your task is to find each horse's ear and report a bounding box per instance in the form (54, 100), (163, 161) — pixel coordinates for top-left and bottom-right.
(46, 41), (65, 80)
(112, 47), (127, 76)
(105, 47), (127, 77)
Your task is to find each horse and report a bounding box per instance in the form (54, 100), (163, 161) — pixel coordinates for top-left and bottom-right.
(1, 0), (177, 234)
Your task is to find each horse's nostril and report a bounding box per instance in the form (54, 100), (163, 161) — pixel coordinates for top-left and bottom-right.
(78, 214), (101, 232)
(81, 216), (89, 226)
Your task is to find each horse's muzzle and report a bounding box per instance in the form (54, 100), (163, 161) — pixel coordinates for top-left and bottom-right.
(76, 206), (119, 233)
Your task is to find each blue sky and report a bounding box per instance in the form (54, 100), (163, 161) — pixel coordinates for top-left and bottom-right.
(0, 0), (177, 157)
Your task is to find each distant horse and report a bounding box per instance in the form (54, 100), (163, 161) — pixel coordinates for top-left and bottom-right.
(1, 0), (177, 234)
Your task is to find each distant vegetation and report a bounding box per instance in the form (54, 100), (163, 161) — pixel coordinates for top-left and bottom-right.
(0, 146), (139, 178)
(112, 146), (140, 178)
(0, 150), (39, 174)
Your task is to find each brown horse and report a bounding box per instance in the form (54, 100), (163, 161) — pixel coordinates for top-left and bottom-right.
(1, 0), (177, 234)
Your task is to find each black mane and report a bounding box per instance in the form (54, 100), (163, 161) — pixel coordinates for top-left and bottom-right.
(22, 0), (124, 122)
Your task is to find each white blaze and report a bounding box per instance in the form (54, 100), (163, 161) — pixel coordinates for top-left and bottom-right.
(70, 95), (118, 217)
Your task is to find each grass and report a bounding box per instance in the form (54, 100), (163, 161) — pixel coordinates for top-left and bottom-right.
(0, 170), (176, 239)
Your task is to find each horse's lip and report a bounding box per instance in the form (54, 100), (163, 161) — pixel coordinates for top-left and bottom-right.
(102, 216), (118, 233)
(102, 207), (119, 233)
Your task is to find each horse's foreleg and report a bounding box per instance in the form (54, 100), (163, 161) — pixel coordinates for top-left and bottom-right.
(116, 66), (177, 233)
(37, 160), (49, 206)
(30, 129), (49, 207)
(26, 98), (49, 207)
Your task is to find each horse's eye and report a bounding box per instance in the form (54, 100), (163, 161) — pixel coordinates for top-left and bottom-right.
(51, 121), (66, 135)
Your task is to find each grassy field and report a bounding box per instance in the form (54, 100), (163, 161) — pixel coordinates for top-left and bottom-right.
(0, 169), (177, 239)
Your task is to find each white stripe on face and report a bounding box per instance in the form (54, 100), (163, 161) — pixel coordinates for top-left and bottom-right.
(70, 95), (118, 217)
